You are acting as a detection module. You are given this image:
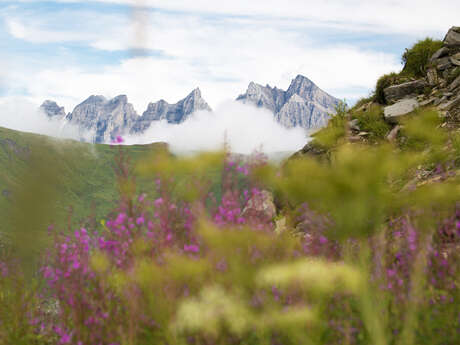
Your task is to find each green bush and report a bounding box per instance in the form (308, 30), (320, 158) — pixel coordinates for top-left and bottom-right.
(401, 38), (443, 78)
(374, 73), (400, 105)
(351, 96), (375, 111)
(353, 105), (390, 142)
(313, 102), (348, 148)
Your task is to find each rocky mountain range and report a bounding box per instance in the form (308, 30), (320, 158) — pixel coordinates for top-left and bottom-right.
(236, 75), (340, 128)
(40, 75), (339, 143)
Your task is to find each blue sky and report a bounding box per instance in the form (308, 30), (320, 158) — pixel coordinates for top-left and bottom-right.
(0, 0), (458, 112)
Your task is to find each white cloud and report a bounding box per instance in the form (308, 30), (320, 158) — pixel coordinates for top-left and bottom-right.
(24, 0), (459, 36)
(2, 0), (454, 123)
(124, 101), (309, 155)
(2, 8), (402, 112)
(0, 96), (92, 141)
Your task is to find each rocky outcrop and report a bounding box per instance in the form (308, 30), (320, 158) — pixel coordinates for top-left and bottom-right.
(131, 88), (211, 132)
(40, 100), (67, 118)
(384, 98), (419, 122)
(241, 190), (277, 221)
(237, 75), (339, 129)
(443, 26), (460, 47)
(380, 26), (460, 124)
(383, 80), (426, 104)
(66, 95), (138, 143)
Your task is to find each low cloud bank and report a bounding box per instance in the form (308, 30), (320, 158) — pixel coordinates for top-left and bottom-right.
(0, 98), (309, 156)
(124, 101), (309, 155)
(0, 97), (91, 141)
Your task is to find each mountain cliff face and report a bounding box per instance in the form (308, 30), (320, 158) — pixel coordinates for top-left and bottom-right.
(39, 75), (339, 143)
(65, 95), (138, 143)
(236, 75), (340, 129)
(40, 100), (67, 118)
(41, 89), (212, 143)
(131, 88), (211, 133)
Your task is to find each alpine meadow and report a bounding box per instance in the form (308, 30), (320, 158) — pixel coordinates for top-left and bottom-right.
(0, 1), (459, 345)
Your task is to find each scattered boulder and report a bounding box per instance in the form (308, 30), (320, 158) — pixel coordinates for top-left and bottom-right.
(386, 125), (402, 142)
(439, 95), (460, 111)
(383, 80), (426, 104)
(241, 190), (277, 221)
(274, 217), (288, 234)
(430, 47), (450, 62)
(427, 68), (438, 85)
(348, 119), (360, 131)
(449, 74), (460, 91)
(384, 98), (419, 122)
(433, 57), (453, 71)
(290, 142), (328, 160)
(450, 57), (460, 67)
(443, 26), (460, 47)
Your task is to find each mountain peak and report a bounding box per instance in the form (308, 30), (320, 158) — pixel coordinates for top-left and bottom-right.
(112, 95), (128, 103)
(130, 88), (212, 133)
(187, 87), (203, 99)
(236, 75), (339, 129)
(40, 100), (66, 118)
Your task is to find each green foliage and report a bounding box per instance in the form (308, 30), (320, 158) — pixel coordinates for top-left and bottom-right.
(0, 126), (165, 235)
(0, 272), (50, 345)
(312, 101), (348, 149)
(257, 144), (419, 240)
(401, 38), (443, 78)
(374, 72), (401, 104)
(351, 96), (375, 111)
(353, 104), (390, 142)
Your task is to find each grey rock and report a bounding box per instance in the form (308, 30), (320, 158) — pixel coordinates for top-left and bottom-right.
(132, 88), (211, 132)
(433, 97), (444, 106)
(439, 96), (460, 111)
(434, 57), (453, 71)
(427, 68), (438, 86)
(383, 80), (426, 103)
(420, 98), (436, 107)
(384, 98), (419, 122)
(62, 89), (211, 143)
(40, 100), (66, 118)
(66, 95), (138, 143)
(449, 74), (460, 91)
(443, 26), (460, 47)
(237, 75), (339, 129)
(290, 141), (327, 160)
(241, 190), (277, 220)
(349, 119), (360, 131)
(450, 57), (460, 66)
(430, 47), (449, 62)
(386, 125), (401, 142)
(236, 82), (286, 114)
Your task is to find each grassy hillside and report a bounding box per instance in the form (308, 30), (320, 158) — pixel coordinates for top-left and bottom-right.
(0, 126), (167, 235)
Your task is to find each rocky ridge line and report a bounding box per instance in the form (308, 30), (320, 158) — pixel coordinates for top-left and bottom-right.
(236, 75), (340, 129)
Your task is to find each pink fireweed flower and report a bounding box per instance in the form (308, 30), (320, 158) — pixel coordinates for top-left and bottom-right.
(319, 236), (328, 244)
(116, 135), (124, 143)
(115, 213), (127, 225)
(184, 244), (199, 253)
(154, 197), (164, 207)
(136, 216), (145, 225)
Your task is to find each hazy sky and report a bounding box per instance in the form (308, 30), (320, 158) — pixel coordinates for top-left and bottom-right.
(0, 0), (458, 113)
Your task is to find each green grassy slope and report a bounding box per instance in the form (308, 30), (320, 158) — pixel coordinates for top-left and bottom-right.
(0, 126), (166, 235)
